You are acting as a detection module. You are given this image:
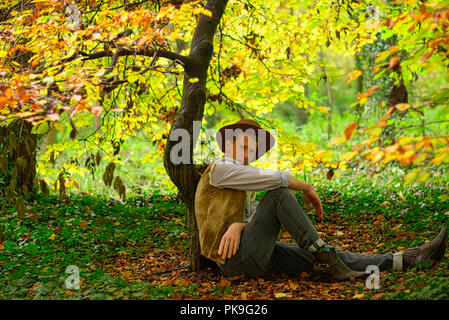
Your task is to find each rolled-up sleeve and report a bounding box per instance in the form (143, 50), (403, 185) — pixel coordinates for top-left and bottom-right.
(209, 159), (290, 192)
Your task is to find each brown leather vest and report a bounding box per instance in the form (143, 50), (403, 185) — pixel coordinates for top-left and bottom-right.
(194, 161), (246, 265)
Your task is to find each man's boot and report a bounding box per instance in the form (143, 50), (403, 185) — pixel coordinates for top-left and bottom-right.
(401, 226), (447, 271)
(312, 247), (368, 281)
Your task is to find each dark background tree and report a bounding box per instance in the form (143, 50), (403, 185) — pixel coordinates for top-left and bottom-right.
(163, 0), (228, 272)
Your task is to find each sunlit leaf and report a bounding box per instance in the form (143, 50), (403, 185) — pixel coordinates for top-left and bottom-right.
(344, 122), (358, 141)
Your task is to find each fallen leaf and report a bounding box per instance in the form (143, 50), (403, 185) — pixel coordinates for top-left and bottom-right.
(380, 201), (391, 208)
(30, 284), (41, 290)
(395, 285), (406, 291)
(218, 278), (229, 288)
(288, 280), (299, 291)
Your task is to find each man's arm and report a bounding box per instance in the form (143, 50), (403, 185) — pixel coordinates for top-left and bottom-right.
(210, 159), (290, 191)
(288, 175), (313, 192)
(289, 175), (324, 220)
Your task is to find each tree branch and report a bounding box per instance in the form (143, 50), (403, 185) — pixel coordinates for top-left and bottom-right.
(392, 120), (449, 131)
(80, 48), (192, 69)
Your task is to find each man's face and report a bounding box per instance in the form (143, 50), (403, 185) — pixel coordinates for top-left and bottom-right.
(225, 132), (258, 165)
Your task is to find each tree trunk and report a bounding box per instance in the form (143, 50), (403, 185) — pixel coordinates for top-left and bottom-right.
(1, 120), (38, 207)
(387, 62), (408, 107)
(163, 0), (229, 272)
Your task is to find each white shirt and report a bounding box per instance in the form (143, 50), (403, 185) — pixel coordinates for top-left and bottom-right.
(209, 156), (290, 222)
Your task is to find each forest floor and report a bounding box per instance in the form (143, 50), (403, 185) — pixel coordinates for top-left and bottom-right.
(1, 178), (449, 300)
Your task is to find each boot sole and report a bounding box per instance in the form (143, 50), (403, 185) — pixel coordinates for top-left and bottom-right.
(419, 227), (447, 265)
(314, 272), (370, 282)
(428, 227), (447, 262)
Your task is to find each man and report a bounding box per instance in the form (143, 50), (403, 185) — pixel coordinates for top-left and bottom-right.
(194, 119), (447, 280)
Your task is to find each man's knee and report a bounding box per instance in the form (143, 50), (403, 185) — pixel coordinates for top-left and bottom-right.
(265, 187), (294, 199)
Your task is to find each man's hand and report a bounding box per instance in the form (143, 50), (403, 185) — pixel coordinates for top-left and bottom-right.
(218, 222), (246, 260)
(288, 175), (324, 221)
(303, 188), (324, 221)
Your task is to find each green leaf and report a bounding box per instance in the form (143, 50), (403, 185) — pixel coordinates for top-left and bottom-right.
(31, 122), (50, 135)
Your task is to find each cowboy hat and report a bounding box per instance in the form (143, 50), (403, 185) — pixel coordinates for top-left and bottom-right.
(215, 118), (275, 160)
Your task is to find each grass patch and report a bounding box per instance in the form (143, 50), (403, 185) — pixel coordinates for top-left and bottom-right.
(1, 167), (448, 299)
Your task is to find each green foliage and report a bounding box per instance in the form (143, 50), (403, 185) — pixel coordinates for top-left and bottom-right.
(0, 192), (191, 299)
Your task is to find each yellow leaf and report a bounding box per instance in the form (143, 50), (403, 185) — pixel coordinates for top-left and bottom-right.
(201, 9), (212, 17)
(48, 233), (56, 240)
(53, 122), (64, 131)
(353, 293), (365, 299)
(370, 150), (384, 163)
(189, 77), (199, 83)
(340, 151), (358, 161)
(413, 153), (426, 165)
(404, 168), (420, 185)
(317, 107), (327, 113)
(328, 135), (345, 146)
(431, 153), (447, 165)
(368, 127), (382, 137)
(375, 45), (400, 63)
(346, 70), (362, 83)
(65, 179), (73, 188)
(395, 103), (410, 111)
(417, 170), (430, 182)
(361, 136), (379, 146)
(384, 143), (399, 154)
(382, 153), (397, 164)
(275, 292), (288, 298)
